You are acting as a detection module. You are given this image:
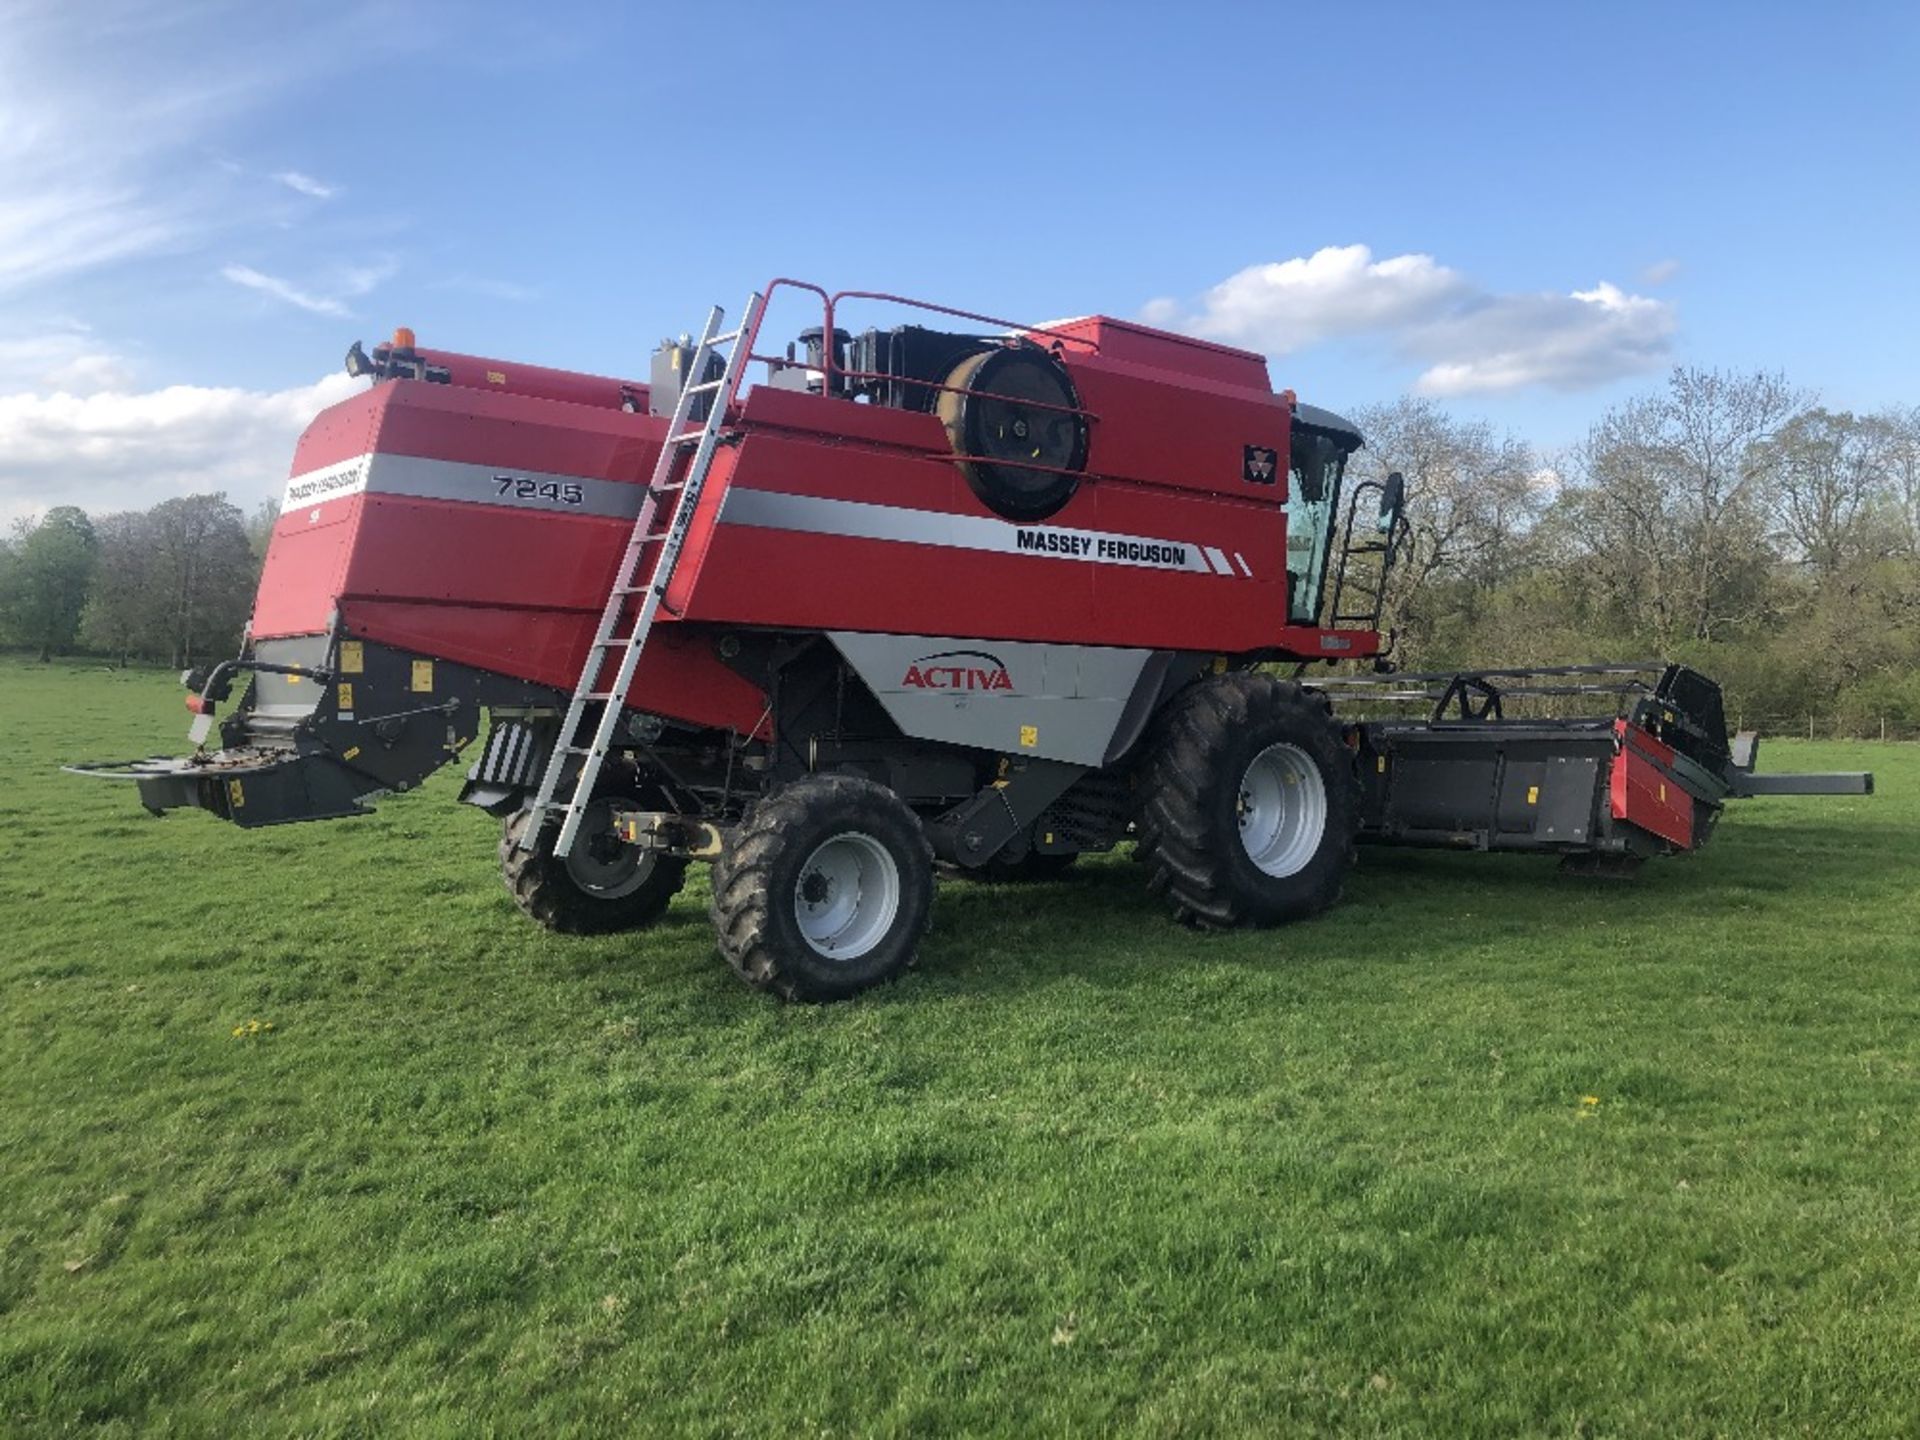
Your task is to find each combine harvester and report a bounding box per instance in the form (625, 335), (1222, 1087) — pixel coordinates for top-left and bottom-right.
(73, 281), (1871, 999)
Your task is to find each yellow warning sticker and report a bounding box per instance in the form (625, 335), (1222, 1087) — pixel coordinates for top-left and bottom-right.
(285, 671), (300, 684)
(342, 745), (361, 761)
(337, 682), (354, 711)
(411, 660), (434, 693)
(487, 370), (506, 385)
(338, 640), (364, 674)
(1019, 725), (1039, 748)
(1377, 756), (1387, 773)
(1212, 655), (1228, 674)
(227, 779), (245, 809)
(1527, 785), (1539, 805)
(1659, 782), (1667, 802)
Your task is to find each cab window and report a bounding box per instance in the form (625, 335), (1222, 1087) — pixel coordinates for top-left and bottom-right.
(1283, 426), (1350, 624)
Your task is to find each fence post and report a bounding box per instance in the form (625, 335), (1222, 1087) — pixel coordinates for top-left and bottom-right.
(1883, 716), (1888, 743)
(1807, 713), (1814, 741)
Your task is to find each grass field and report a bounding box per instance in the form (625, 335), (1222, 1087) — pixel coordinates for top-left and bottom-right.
(1, 656), (1915, 1436)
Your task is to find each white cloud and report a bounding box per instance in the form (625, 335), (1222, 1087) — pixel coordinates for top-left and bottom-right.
(1640, 257), (1682, 286)
(219, 256), (397, 318)
(1145, 244), (1677, 396)
(272, 169), (338, 200)
(0, 371), (365, 526)
(1145, 245), (1468, 353)
(1411, 282), (1676, 396)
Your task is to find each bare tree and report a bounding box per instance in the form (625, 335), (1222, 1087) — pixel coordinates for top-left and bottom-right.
(1564, 367), (1805, 648)
(80, 511), (162, 666)
(1762, 408), (1897, 577)
(1880, 404), (1920, 561)
(146, 494), (257, 668)
(1348, 396), (1540, 645)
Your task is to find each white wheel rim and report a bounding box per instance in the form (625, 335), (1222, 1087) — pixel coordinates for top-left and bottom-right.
(563, 797), (657, 899)
(1237, 742), (1328, 878)
(794, 832), (901, 961)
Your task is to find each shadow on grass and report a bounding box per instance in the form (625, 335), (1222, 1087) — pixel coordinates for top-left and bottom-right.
(511, 806), (1911, 1013)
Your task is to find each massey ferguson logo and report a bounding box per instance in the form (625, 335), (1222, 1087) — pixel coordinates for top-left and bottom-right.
(900, 649), (1015, 692)
(1244, 444), (1278, 485)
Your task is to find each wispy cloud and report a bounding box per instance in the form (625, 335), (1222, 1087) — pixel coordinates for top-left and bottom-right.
(219, 256), (397, 318)
(220, 264), (350, 317)
(1640, 258), (1682, 287)
(272, 169), (338, 200)
(1144, 244), (1677, 396)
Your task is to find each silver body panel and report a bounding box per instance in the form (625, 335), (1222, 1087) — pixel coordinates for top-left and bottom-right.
(827, 631), (1155, 767)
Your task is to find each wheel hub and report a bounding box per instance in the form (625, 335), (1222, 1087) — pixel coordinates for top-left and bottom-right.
(563, 797), (657, 899)
(1237, 742), (1329, 878)
(793, 831), (902, 961)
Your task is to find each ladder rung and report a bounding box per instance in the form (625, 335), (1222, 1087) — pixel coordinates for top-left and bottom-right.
(683, 379), (724, 395)
(706, 328), (740, 345)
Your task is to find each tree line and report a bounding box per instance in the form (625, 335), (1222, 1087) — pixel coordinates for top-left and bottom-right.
(0, 495), (278, 669)
(3, 367), (1917, 732)
(1348, 369), (1920, 732)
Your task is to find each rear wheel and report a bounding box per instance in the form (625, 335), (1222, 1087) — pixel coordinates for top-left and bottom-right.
(1135, 672), (1358, 928)
(500, 793), (687, 934)
(709, 774), (934, 1002)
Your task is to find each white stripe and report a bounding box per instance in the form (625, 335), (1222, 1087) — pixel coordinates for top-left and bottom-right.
(721, 489), (1226, 576)
(1234, 551), (1253, 577)
(283, 452), (642, 520)
(1203, 545), (1232, 576)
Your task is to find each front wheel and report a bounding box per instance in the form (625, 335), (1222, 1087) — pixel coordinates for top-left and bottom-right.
(709, 774), (934, 1002)
(1135, 672), (1358, 928)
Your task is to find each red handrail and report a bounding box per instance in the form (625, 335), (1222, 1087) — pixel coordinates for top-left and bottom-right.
(736, 277), (1100, 425)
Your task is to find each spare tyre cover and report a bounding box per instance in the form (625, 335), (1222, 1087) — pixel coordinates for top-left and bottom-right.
(936, 347), (1089, 521)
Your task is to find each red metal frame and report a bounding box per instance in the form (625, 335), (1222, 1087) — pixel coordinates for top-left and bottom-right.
(251, 274), (1382, 740)
(739, 278), (1102, 430)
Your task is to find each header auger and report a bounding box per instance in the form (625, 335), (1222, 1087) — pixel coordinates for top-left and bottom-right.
(70, 280), (1872, 1000)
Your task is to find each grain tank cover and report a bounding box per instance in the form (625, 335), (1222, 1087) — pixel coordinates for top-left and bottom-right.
(1031, 316), (1271, 390)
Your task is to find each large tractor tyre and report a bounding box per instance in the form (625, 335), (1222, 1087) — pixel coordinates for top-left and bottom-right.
(1135, 672), (1359, 929)
(500, 794), (688, 935)
(709, 774), (935, 1003)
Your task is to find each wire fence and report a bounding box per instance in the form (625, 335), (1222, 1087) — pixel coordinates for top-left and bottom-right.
(1735, 715), (1920, 743)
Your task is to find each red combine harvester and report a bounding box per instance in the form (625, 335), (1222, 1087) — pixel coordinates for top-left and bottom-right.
(74, 281), (1871, 999)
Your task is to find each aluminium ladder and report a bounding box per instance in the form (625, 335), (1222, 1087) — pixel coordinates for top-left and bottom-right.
(518, 292), (764, 858)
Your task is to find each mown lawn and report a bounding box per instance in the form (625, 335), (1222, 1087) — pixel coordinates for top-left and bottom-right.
(0, 656), (1914, 1436)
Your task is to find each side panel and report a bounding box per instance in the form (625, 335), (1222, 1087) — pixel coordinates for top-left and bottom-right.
(1609, 724), (1695, 848)
(828, 632), (1154, 766)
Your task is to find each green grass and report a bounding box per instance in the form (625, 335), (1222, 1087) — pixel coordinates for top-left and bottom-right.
(1, 656), (1915, 1437)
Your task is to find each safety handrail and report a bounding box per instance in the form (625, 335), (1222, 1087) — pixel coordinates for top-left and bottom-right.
(737, 277), (1102, 427)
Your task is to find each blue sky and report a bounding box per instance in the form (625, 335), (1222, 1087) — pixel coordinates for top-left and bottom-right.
(3, 0), (1916, 521)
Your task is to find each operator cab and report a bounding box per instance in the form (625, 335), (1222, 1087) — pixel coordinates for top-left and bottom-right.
(1285, 403), (1365, 624)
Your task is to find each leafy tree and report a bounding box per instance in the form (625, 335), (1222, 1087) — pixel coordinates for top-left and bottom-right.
(2, 507), (99, 660)
(245, 498), (281, 562)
